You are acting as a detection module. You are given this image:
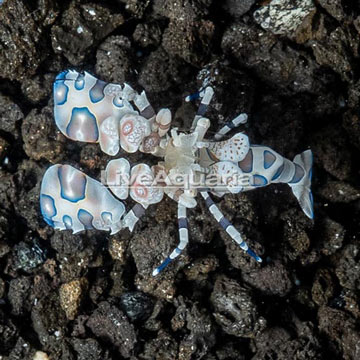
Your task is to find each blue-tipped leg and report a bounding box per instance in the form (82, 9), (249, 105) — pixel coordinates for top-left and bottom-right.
(152, 204), (189, 276)
(201, 191), (262, 263)
(185, 91), (202, 102)
(152, 257), (172, 276)
(246, 248), (263, 263)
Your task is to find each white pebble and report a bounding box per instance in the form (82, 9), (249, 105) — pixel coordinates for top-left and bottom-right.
(33, 351), (49, 360)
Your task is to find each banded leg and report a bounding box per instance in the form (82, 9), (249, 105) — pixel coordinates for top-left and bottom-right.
(141, 108), (172, 154)
(200, 192), (262, 262)
(134, 92), (172, 154)
(214, 113), (248, 141)
(122, 203), (148, 232)
(152, 203), (189, 276)
(186, 87), (214, 131)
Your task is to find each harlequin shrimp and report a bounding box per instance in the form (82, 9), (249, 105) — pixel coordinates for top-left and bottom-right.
(40, 70), (314, 276)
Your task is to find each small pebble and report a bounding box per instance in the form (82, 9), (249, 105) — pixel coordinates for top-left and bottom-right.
(33, 351), (49, 360)
(59, 278), (88, 320)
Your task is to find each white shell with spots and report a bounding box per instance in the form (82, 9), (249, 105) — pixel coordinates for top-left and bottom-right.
(129, 164), (164, 205)
(40, 164), (125, 234)
(208, 161), (244, 194)
(53, 70), (143, 156)
(119, 114), (152, 153)
(105, 158), (131, 200)
(203, 133), (250, 162)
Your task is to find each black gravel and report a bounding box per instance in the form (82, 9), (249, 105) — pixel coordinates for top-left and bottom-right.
(1, 0), (360, 359)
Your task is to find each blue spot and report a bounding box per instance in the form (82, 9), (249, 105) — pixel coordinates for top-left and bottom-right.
(89, 80), (106, 103)
(63, 215), (73, 229)
(174, 247), (182, 255)
(40, 194), (57, 227)
(55, 70), (68, 82)
(113, 96), (124, 108)
(78, 209), (94, 229)
(252, 174), (268, 187)
(58, 166), (87, 203)
(54, 81), (69, 106)
(271, 163), (284, 181)
(238, 149), (253, 173)
(75, 73), (85, 90)
(289, 164), (305, 184)
(66, 107), (99, 142)
(264, 150), (276, 169)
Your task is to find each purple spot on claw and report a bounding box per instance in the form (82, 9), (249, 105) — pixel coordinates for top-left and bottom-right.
(58, 165), (87, 203)
(66, 107), (99, 142)
(78, 209), (94, 229)
(40, 194), (57, 227)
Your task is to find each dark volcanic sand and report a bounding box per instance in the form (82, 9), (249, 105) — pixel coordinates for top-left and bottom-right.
(1, 0), (360, 359)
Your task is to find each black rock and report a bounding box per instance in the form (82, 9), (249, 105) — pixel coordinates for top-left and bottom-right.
(118, 291), (154, 322)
